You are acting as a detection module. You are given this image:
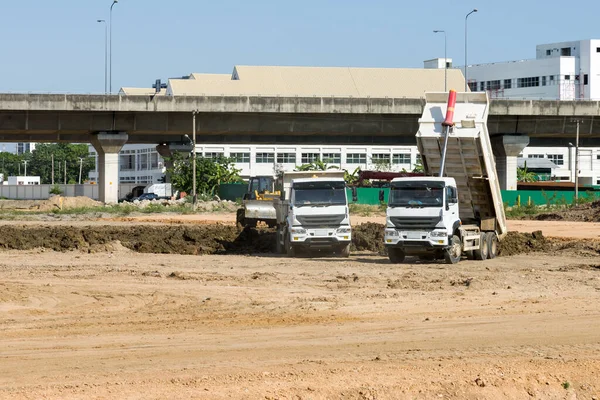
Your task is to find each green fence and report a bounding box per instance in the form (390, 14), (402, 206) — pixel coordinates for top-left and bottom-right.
(218, 183), (247, 202)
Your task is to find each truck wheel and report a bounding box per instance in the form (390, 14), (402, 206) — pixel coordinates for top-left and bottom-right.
(444, 235), (462, 264)
(388, 248), (405, 264)
(474, 233), (488, 261)
(285, 232), (296, 258)
(486, 232), (498, 259)
(339, 244), (351, 258)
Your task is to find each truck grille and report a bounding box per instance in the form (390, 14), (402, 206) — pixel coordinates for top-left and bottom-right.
(297, 214), (345, 227)
(390, 216), (441, 230)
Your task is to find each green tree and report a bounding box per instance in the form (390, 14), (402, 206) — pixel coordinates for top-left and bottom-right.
(343, 166), (361, 185)
(0, 152), (26, 178)
(412, 156), (424, 173)
(166, 153), (243, 196)
(295, 160), (339, 171)
(371, 157), (392, 172)
(517, 161), (537, 183)
(28, 144), (94, 184)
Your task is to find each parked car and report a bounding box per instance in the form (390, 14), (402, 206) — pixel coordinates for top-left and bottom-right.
(133, 193), (162, 201)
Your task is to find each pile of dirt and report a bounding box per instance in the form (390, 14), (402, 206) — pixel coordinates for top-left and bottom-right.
(527, 200), (600, 222)
(35, 196), (103, 211)
(352, 222), (386, 254)
(497, 230), (551, 256)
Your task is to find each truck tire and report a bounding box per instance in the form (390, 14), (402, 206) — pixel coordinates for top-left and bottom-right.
(486, 232), (498, 259)
(285, 231), (296, 258)
(388, 248), (405, 264)
(339, 244), (351, 258)
(474, 233), (488, 261)
(444, 234), (462, 264)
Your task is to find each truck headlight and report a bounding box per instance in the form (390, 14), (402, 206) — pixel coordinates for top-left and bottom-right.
(385, 229), (399, 237)
(430, 231), (447, 237)
(290, 228), (306, 234)
(336, 227), (351, 234)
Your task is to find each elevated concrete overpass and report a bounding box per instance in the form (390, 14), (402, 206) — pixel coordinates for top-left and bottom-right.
(0, 93), (599, 202)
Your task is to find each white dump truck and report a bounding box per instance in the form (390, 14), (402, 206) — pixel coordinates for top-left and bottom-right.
(274, 170), (353, 257)
(384, 91), (507, 264)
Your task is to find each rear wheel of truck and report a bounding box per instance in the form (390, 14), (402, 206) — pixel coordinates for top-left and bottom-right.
(339, 244), (351, 258)
(474, 233), (488, 260)
(444, 234), (462, 264)
(388, 248), (405, 264)
(486, 232), (498, 259)
(285, 231), (296, 258)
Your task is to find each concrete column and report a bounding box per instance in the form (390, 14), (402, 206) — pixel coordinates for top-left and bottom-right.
(91, 131), (128, 203)
(491, 135), (530, 191)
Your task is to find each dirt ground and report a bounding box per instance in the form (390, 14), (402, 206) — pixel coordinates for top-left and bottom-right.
(1, 213), (600, 399)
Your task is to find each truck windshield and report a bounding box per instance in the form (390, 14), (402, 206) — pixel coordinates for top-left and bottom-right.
(293, 181), (346, 207)
(389, 181), (444, 207)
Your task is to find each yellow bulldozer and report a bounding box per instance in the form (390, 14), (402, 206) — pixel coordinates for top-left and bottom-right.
(236, 176), (280, 228)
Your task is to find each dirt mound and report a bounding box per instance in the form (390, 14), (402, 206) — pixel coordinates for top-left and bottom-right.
(533, 213), (564, 221)
(523, 200), (600, 223)
(352, 222), (386, 254)
(36, 196), (103, 211)
(498, 230), (551, 256)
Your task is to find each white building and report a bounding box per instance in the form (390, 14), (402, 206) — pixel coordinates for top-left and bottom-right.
(7, 176), (40, 185)
(463, 39), (600, 100)
(520, 146), (600, 186)
(88, 144), (166, 184)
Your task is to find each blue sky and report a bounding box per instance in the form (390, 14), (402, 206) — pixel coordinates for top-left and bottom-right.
(2, 0), (599, 93)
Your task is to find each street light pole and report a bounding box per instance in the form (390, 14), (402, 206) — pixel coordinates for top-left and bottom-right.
(192, 110), (199, 210)
(23, 160), (28, 176)
(97, 19), (108, 94)
(434, 30), (447, 92)
(78, 157), (84, 184)
(572, 119), (582, 201)
(464, 9), (478, 92)
(109, 0), (118, 94)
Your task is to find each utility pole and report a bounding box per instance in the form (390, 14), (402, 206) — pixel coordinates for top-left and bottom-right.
(78, 157), (84, 184)
(51, 154), (55, 185)
(571, 119), (582, 201)
(23, 160), (28, 176)
(64, 161), (67, 185)
(192, 110), (199, 210)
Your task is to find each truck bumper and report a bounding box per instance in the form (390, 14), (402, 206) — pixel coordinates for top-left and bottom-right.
(384, 230), (448, 250)
(290, 228), (351, 249)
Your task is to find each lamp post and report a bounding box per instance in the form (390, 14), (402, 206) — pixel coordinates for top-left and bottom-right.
(571, 119), (582, 201)
(192, 110), (199, 210)
(433, 30), (447, 92)
(109, 0), (118, 94)
(464, 8), (478, 92)
(97, 20), (108, 94)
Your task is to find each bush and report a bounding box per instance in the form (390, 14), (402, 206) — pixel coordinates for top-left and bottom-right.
(49, 184), (63, 195)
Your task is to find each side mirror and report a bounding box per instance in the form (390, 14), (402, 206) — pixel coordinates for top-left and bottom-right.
(351, 187), (358, 202)
(379, 189), (385, 202)
(280, 191), (285, 201)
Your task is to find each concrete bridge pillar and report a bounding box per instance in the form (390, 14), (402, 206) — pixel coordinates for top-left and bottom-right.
(156, 142), (194, 183)
(492, 135), (530, 191)
(91, 131), (128, 204)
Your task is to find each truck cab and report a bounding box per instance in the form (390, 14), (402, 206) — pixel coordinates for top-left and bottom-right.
(275, 171), (352, 257)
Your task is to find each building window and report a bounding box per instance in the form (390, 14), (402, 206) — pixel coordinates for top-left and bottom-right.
(565, 75), (570, 81)
(517, 77), (540, 88)
(547, 154), (564, 166)
(468, 82), (477, 92)
(255, 153), (274, 163)
(542, 76), (546, 86)
(546, 49), (551, 56)
(561, 47), (571, 56)
(392, 153), (411, 164)
(597, 47), (600, 53)
(301, 153), (320, 164)
(371, 153), (390, 164)
(528, 154), (544, 159)
(231, 152), (250, 163)
(584, 74), (589, 85)
(150, 153), (159, 169)
(479, 82), (485, 91)
(120, 154), (135, 171)
(204, 152), (224, 159)
(504, 79), (512, 89)
(322, 153), (341, 164)
(277, 152), (296, 164)
(346, 153), (366, 164)
(550, 75), (555, 83)
(139, 153), (148, 170)
(486, 80), (501, 90)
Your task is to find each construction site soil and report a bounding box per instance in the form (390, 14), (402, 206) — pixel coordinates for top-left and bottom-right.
(2, 211), (600, 399)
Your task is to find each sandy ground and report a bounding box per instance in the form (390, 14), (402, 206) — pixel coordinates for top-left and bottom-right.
(0, 226), (599, 399)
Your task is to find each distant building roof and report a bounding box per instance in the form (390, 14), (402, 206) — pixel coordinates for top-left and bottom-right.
(164, 65), (467, 97)
(119, 87), (167, 96)
(518, 158), (559, 169)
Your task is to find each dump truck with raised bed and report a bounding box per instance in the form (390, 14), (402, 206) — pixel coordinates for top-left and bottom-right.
(274, 170), (352, 257)
(383, 90), (507, 264)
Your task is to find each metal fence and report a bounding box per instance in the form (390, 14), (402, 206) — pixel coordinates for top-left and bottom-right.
(0, 183), (140, 200)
